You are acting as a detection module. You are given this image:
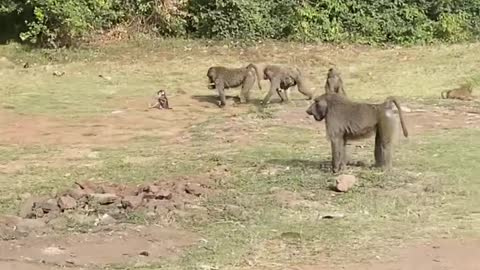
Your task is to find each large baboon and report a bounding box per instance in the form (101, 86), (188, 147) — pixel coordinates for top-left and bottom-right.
(262, 65), (313, 105)
(441, 84), (473, 101)
(324, 67), (346, 96)
(306, 93), (408, 173)
(207, 64), (262, 107)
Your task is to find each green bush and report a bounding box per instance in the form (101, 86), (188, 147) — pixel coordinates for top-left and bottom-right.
(1, 0), (479, 47)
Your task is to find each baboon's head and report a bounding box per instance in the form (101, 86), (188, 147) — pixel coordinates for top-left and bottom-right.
(206, 67), (217, 89)
(157, 89), (166, 97)
(306, 95), (328, 122)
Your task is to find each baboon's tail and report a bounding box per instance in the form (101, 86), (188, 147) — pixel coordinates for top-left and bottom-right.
(387, 97), (409, 137)
(246, 63), (263, 90)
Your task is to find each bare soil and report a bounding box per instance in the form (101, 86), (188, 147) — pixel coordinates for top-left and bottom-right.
(296, 239), (480, 270)
(0, 225), (197, 269)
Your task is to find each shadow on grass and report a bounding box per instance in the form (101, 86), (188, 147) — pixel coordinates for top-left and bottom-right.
(191, 94), (267, 108)
(267, 158), (369, 173)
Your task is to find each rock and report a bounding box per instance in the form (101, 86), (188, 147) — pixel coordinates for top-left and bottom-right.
(148, 185), (160, 194)
(18, 197), (38, 218)
(74, 181), (101, 194)
(184, 183), (204, 196)
(139, 251), (149, 256)
(155, 189), (172, 200)
(90, 193), (118, 205)
(98, 214), (116, 225)
(121, 195), (143, 209)
(58, 196), (77, 210)
(68, 188), (88, 200)
(52, 71), (65, 77)
(335, 174), (357, 192)
(36, 199), (60, 214)
(34, 208), (45, 218)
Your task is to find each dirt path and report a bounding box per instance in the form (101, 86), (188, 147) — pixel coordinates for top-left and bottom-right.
(0, 225), (197, 270)
(295, 239), (480, 270)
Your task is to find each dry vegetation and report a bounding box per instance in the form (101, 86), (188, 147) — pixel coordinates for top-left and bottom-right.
(0, 39), (480, 270)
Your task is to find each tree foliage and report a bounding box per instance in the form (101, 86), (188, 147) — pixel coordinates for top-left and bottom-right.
(1, 0), (479, 47)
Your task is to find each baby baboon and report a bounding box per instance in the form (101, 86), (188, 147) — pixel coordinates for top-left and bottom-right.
(207, 63), (262, 107)
(324, 67), (346, 96)
(149, 89), (171, 110)
(441, 84), (473, 101)
(306, 93), (408, 173)
(262, 64), (313, 105)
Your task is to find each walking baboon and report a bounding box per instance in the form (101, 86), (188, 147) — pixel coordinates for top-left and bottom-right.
(324, 67), (346, 96)
(441, 84), (473, 101)
(207, 64), (262, 107)
(149, 89), (171, 110)
(306, 93), (408, 173)
(262, 65), (313, 105)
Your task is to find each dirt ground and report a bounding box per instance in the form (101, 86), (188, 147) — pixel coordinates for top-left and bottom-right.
(296, 239), (480, 270)
(1, 93), (480, 269)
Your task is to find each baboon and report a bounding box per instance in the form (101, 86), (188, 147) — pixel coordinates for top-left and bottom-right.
(262, 65), (313, 105)
(149, 89), (171, 110)
(441, 84), (473, 101)
(324, 67), (346, 96)
(306, 93), (408, 173)
(206, 64), (262, 107)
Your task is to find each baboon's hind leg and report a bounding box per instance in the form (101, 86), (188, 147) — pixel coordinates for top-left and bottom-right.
(240, 72), (255, 103)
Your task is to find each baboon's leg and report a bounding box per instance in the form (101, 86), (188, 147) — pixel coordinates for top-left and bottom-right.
(262, 77), (281, 105)
(149, 101), (160, 109)
(240, 72), (255, 103)
(276, 89), (285, 102)
(297, 81), (313, 100)
(216, 81), (226, 107)
(374, 127), (394, 169)
(284, 88), (291, 102)
(331, 137), (346, 173)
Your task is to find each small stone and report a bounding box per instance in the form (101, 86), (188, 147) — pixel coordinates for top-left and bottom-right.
(98, 214), (116, 225)
(90, 193), (118, 205)
(58, 196), (77, 210)
(148, 185), (160, 194)
(335, 174), (357, 192)
(52, 71), (65, 77)
(121, 195), (143, 209)
(68, 188), (88, 200)
(155, 189), (172, 200)
(139, 251), (149, 256)
(184, 183), (203, 196)
(34, 208), (45, 218)
(36, 199), (60, 213)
